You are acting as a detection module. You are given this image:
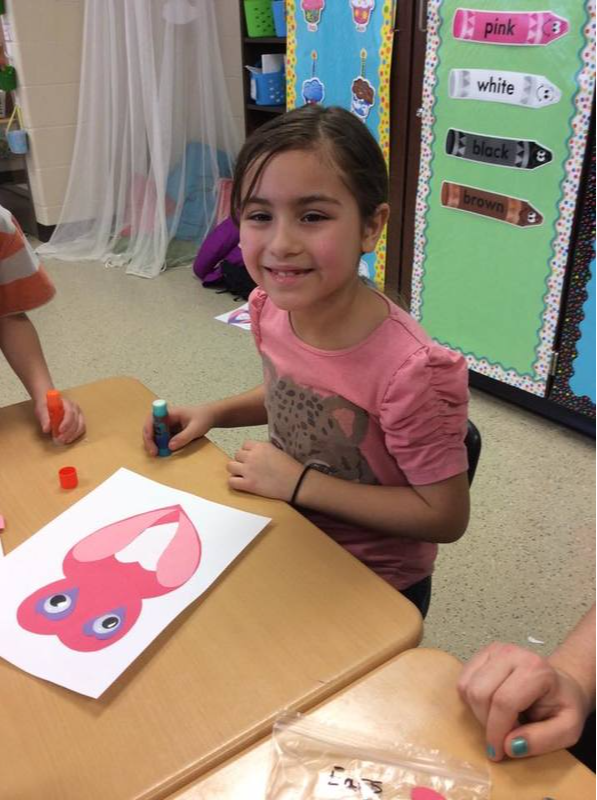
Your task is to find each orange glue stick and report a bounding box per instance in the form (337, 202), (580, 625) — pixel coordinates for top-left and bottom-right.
(46, 389), (65, 441)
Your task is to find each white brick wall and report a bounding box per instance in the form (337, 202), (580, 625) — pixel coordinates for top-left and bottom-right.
(5, 0), (244, 226)
(6, 0), (84, 226)
(215, 0), (245, 142)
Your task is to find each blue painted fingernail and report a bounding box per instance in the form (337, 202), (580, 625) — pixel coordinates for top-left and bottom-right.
(511, 737), (528, 757)
(486, 744), (496, 758)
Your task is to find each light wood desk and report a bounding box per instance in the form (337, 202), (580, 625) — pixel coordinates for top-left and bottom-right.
(176, 648), (596, 799)
(0, 377), (422, 800)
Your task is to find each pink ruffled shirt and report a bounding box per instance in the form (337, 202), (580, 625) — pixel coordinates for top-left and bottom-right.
(249, 288), (469, 591)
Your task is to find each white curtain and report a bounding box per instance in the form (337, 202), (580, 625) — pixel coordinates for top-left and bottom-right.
(38, 0), (241, 278)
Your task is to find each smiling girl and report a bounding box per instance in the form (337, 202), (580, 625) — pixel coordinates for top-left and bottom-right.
(144, 105), (470, 616)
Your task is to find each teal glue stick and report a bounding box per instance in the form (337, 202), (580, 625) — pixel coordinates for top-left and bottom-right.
(152, 399), (172, 457)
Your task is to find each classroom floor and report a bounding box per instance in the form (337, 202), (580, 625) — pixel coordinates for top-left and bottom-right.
(1, 255), (595, 661)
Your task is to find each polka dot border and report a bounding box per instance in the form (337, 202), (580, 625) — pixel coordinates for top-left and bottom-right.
(550, 139), (596, 417)
(373, 0), (395, 287)
(286, 1), (297, 109)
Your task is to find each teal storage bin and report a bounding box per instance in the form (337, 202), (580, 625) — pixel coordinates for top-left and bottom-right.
(251, 69), (285, 106)
(272, 1), (286, 37)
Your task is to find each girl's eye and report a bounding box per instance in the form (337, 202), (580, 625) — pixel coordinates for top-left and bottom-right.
(245, 212), (271, 223)
(302, 212), (328, 223)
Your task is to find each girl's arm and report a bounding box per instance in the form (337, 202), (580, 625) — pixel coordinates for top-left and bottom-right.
(143, 385), (267, 455)
(290, 464), (469, 543)
(206, 384), (268, 428)
(228, 440), (469, 543)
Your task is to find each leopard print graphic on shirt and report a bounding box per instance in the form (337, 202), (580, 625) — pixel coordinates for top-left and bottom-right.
(263, 355), (379, 484)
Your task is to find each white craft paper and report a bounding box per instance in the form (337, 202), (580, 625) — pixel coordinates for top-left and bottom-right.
(215, 302), (251, 330)
(0, 468), (270, 698)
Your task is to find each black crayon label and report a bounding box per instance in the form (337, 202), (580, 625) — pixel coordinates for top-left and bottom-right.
(446, 129), (552, 170)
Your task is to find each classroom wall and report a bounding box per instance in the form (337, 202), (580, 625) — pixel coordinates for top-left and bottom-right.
(214, 0), (245, 142)
(4, 0), (84, 227)
(4, 0), (243, 228)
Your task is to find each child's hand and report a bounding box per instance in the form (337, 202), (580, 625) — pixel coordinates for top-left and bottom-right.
(458, 642), (590, 761)
(142, 404), (214, 456)
(227, 441), (303, 501)
(36, 396), (86, 444)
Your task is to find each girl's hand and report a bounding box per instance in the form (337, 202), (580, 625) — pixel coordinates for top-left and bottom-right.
(227, 441), (303, 501)
(36, 396), (86, 444)
(142, 404), (215, 456)
(458, 642), (591, 761)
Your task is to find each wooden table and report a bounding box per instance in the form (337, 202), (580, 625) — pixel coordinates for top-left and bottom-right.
(176, 648), (596, 799)
(0, 377), (422, 800)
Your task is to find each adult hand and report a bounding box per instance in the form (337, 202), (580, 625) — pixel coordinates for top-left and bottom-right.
(142, 404), (215, 456)
(458, 642), (591, 761)
(36, 395), (86, 444)
(227, 441), (303, 501)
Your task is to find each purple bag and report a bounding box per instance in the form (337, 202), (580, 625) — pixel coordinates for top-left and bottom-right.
(193, 217), (243, 285)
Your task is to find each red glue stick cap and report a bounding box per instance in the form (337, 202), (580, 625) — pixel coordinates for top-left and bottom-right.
(59, 466), (78, 489)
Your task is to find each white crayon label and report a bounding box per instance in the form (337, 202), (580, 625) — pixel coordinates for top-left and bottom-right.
(449, 68), (561, 108)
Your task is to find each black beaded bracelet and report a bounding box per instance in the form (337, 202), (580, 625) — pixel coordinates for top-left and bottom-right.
(290, 463), (316, 507)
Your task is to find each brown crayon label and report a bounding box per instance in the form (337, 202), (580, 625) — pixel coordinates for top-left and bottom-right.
(441, 181), (543, 227)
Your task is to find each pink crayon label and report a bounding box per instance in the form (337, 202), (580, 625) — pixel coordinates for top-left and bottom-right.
(453, 9), (569, 46)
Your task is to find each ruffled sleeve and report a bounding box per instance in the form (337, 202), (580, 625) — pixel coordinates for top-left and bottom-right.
(248, 287), (268, 350)
(380, 343), (469, 485)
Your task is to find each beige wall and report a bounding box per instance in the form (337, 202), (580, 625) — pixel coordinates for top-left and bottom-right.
(215, 0), (245, 142)
(5, 0), (84, 226)
(4, 0), (243, 227)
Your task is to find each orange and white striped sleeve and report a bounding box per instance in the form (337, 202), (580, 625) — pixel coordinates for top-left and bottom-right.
(0, 206), (55, 318)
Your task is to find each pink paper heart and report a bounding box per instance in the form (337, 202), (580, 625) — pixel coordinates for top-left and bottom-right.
(411, 787), (447, 800)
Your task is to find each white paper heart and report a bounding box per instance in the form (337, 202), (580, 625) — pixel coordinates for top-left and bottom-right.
(115, 522), (178, 571)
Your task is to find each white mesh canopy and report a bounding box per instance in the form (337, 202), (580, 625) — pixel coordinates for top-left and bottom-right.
(38, 0), (241, 278)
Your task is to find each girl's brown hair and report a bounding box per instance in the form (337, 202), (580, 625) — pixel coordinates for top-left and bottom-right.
(231, 105), (388, 225)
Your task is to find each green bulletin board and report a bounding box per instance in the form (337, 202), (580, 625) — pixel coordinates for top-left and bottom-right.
(411, 0), (595, 396)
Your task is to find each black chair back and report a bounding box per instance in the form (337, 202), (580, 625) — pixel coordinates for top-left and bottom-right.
(465, 420), (482, 486)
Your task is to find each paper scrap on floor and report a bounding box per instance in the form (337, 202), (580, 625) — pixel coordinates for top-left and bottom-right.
(215, 302), (251, 330)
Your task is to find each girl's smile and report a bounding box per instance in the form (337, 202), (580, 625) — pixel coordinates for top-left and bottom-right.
(263, 265), (314, 284)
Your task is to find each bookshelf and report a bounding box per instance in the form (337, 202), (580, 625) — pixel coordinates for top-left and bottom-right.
(238, 2), (286, 135)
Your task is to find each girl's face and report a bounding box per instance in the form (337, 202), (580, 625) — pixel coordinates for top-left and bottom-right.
(239, 148), (386, 315)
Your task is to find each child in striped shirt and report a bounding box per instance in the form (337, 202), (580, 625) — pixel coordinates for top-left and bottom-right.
(0, 205), (85, 443)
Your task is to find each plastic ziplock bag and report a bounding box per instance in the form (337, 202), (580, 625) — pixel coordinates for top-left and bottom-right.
(265, 713), (491, 800)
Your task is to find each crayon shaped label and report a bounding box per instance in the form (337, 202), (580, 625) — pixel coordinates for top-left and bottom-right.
(441, 182), (543, 228)
(446, 129), (552, 170)
(449, 68), (561, 108)
(453, 9), (569, 46)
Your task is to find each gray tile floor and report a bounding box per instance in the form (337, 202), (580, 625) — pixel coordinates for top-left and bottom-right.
(2, 256), (595, 660)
